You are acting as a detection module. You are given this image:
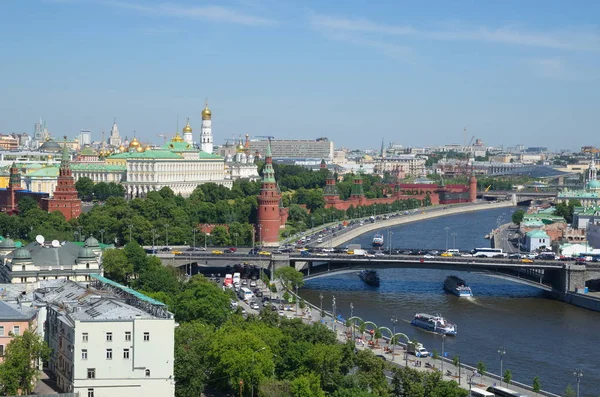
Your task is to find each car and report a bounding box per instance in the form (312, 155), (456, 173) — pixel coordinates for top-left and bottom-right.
(374, 251), (385, 256)
(248, 247), (260, 255)
(240, 308), (247, 315)
(241, 279), (248, 285)
(460, 253), (473, 257)
(172, 250), (183, 255)
(254, 290), (263, 297)
(258, 251), (271, 256)
(440, 252), (453, 257)
(521, 258), (534, 263)
(212, 249), (223, 255)
(228, 247), (237, 253)
(230, 300), (238, 308)
(160, 247), (171, 252)
(423, 254), (435, 259)
(508, 253), (521, 259)
(250, 302), (260, 310)
(315, 252), (329, 257)
(187, 247), (207, 251)
(249, 280), (257, 287)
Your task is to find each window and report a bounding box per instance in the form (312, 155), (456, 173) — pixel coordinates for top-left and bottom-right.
(0, 326), (4, 336)
(106, 349), (112, 360)
(143, 332), (149, 341)
(87, 368), (95, 379)
(125, 331), (131, 341)
(145, 369), (151, 377)
(0, 345), (4, 356)
(106, 332), (112, 342)
(82, 333), (88, 342)
(81, 349), (87, 360)
(87, 389), (94, 397)
(123, 348), (130, 359)
(12, 326), (19, 336)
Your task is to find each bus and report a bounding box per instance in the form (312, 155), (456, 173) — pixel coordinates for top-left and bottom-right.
(486, 385), (528, 397)
(238, 287), (254, 302)
(470, 388), (495, 397)
(471, 248), (507, 258)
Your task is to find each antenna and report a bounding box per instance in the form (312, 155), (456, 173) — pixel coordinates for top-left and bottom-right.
(51, 240), (60, 248)
(35, 235), (45, 245)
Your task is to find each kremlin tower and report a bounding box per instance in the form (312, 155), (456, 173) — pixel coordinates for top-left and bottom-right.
(43, 137), (82, 220)
(200, 102), (213, 154)
(256, 140), (286, 247)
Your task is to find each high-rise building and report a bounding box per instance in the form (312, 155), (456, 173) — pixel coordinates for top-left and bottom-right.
(248, 138), (334, 161)
(200, 102), (213, 154)
(79, 130), (92, 146)
(109, 119), (122, 148)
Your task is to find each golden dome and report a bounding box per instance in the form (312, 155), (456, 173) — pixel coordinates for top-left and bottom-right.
(118, 145), (126, 153)
(136, 145), (144, 152)
(202, 102), (211, 120)
(183, 119), (192, 133)
(171, 131), (184, 143)
(129, 136), (140, 149)
(144, 145), (152, 152)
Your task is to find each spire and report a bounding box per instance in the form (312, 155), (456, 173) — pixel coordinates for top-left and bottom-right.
(261, 140), (276, 183)
(9, 162), (20, 188)
(380, 138), (385, 157)
(61, 136), (70, 168)
(265, 139), (272, 158)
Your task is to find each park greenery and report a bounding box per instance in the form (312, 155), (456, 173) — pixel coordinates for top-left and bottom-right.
(0, 330), (51, 395)
(99, 244), (471, 396)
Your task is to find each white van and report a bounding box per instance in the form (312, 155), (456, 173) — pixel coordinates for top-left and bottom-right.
(470, 388), (495, 397)
(238, 287), (254, 302)
(446, 249), (460, 254)
(233, 272), (241, 284)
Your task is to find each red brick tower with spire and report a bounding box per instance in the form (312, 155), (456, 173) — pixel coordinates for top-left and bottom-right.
(469, 164), (477, 203)
(44, 137), (82, 220)
(256, 140), (282, 247)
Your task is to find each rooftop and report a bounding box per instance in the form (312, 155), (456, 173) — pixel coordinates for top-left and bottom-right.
(526, 230), (550, 239)
(0, 300), (37, 321)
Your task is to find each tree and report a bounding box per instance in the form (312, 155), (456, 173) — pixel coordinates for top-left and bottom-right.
(290, 372), (326, 397)
(0, 330), (51, 395)
(174, 321), (214, 397)
(174, 276), (232, 326)
(274, 267), (304, 289)
(210, 225), (230, 246)
(512, 209), (525, 225)
(476, 361), (486, 379)
(532, 376), (541, 396)
(503, 369), (512, 385)
(102, 249), (132, 284)
(564, 384), (575, 397)
(75, 177), (95, 201)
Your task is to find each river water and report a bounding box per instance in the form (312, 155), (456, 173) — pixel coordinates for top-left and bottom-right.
(299, 207), (600, 396)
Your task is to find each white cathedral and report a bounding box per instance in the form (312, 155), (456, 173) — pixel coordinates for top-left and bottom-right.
(71, 102), (259, 198)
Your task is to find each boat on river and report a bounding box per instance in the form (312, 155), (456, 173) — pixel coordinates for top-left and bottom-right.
(358, 270), (380, 287)
(444, 275), (473, 297)
(372, 233), (384, 247)
(410, 313), (457, 336)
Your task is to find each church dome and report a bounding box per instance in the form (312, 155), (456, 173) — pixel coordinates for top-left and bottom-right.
(183, 120), (192, 134)
(144, 145), (152, 152)
(78, 246), (96, 259)
(202, 103), (211, 120)
(136, 145), (144, 152)
(236, 142), (245, 153)
(12, 247), (31, 260)
(0, 238), (16, 249)
(587, 180), (600, 190)
(84, 236), (100, 248)
(129, 137), (141, 150)
(118, 145), (126, 153)
(39, 140), (63, 153)
(171, 132), (184, 143)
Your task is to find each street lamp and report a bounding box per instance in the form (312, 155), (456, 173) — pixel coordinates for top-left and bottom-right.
(151, 228), (156, 251)
(319, 293), (324, 318)
(574, 368), (583, 397)
(258, 224), (263, 248)
(251, 347), (266, 397)
(99, 229), (105, 245)
(498, 347), (506, 386)
(349, 303), (354, 339)
(332, 296), (336, 332)
(444, 226), (450, 251)
(295, 285), (299, 315)
(192, 228), (197, 251)
(165, 224), (170, 248)
(391, 316), (398, 361)
(441, 335), (446, 377)
(451, 232), (457, 250)
(234, 232), (239, 249)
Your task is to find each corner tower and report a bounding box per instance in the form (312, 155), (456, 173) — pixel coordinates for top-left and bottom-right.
(256, 140), (282, 247)
(44, 137), (82, 220)
(200, 101), (213, 154)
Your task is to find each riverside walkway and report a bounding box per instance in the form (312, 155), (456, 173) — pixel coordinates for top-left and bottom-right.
(283, 288), (560, 397)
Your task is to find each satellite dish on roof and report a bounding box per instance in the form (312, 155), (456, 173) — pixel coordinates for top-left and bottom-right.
(51, 240), (60, 248)
(35, 235), (45, 245)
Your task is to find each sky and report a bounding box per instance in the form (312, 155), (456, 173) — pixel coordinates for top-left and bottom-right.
(1, 0), (599, 151)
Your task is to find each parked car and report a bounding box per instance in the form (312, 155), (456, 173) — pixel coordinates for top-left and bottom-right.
(249, 280), (257, 287)
(521, 258), (534, 263)
(212, 249), (223, 255)
(172, 250), (183, 255)
(258, 251), (271, 256)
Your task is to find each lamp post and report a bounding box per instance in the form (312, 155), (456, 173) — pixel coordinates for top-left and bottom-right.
(295, 285), (299, 315)
(444, 226), (450, 251)
(258, 224), (263, 248)
(251, 347), (266, 397)
(391, 316), (398, 361)
(99, 229), (105, 245)
(441, 334), (446, 377)
(349, 303), (354, 339)
(234, 233), (239, 249)
(332, 295), (336, 332)
(128, 224), (133, 242)
(451, 232), (457, 250)
(165, 224), (169, 248)
(498, 347), (506, 386)
(192, 228), (197, 251)
(319, 293), (324, 318)
(468, 374), (473, 396)
(151, 228), (156, 251)
(574, 368), (583, 397)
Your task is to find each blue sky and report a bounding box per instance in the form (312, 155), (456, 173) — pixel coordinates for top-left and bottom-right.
(1, 0), (599, 150)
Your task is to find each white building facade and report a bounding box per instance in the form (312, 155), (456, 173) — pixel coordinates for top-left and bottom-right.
(200, 103), (213, 154)
(37, 275), (175, 397)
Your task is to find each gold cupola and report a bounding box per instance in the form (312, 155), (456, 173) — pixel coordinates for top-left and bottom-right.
(183, 118), (192, 133)
(129, 136), (141, 150)
(171, 131), (184, 143)
(202, 101), (211, 120)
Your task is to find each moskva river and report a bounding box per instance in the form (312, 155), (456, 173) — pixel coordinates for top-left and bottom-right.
(299, 207), (600, 396)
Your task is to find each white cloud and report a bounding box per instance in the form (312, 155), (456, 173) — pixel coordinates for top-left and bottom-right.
(310, 14), (600, 52)
(62, 0), (278, 26)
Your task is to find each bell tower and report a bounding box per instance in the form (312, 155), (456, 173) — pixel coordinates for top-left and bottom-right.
(200, 101), (213, 153)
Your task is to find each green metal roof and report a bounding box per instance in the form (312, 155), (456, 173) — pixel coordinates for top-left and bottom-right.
(162, 141), (195, 151)
(90, 274), (166, 306)
(198, 151), (223, 160)
(109, 150), (184, 160)
(26, 166), (59, 177)
(526, 230), (550, 239)
(71, 163), (126, 172)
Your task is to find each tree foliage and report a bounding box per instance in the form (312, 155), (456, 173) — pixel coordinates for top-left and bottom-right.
(0, 330), (51, 395)
(512, 209), (525, 225)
